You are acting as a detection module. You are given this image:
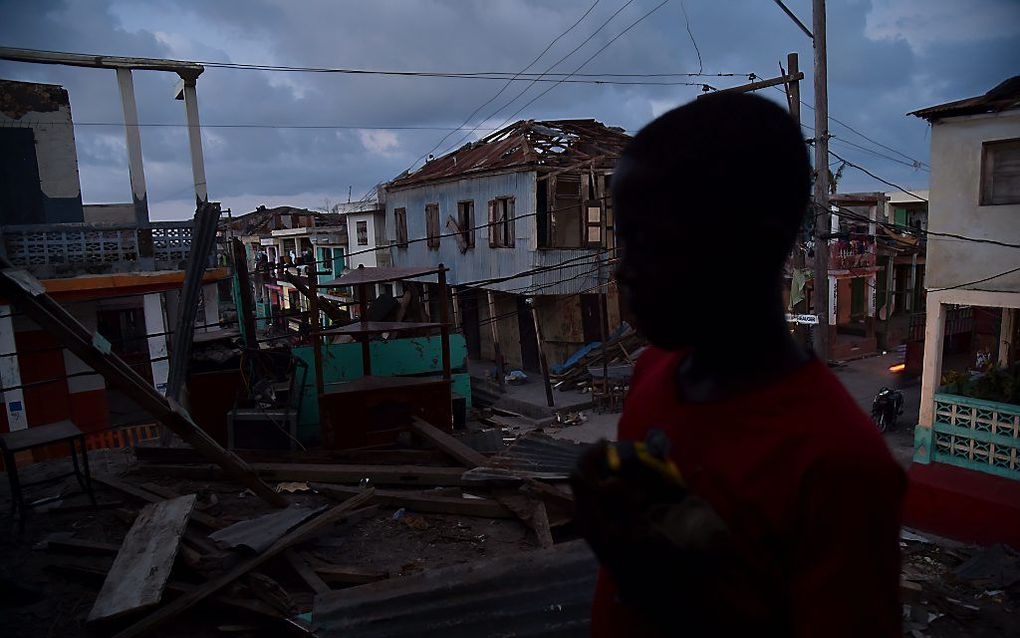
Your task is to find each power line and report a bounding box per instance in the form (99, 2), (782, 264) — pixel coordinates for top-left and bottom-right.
(485, 0), (672, 146)
(402, 0), (605, 189)
(432, 0), (641, 162)
(0, 46), (746, 80)
(680, 0), (703, 74)
(929, 265), (1020, 292)
(826, 149), (928, 202)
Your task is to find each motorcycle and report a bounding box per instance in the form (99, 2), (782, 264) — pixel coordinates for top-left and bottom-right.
(871, 386), (903, 433)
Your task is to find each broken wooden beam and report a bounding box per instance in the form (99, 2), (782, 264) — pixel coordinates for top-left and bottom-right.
(112, 488), (374, 638)
(92, 475), (226, 530)
(284, 549), (331, 596)
(43, 537), (121, 556)
(314, 564), (389, 586)
(312, 483), (512, 519)
(410, 417), (488, 468)
(0, 264), (286, 508)
(141, 462), (472, 487)
(134, 445), (448, 466)
(88, 494), (197, 624)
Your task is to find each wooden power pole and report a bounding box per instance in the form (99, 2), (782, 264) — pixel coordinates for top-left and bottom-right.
(811, 0), (831, 361)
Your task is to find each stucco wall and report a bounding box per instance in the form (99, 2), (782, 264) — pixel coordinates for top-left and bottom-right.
(926, 111), (1020, 292)
(0, 80), (84, 224)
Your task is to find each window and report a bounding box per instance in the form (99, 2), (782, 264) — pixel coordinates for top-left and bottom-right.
(551, 175), (582, 248)
(426, 203), (440, 249)
(356, 220), (368, 246)
(981, 138), (1020, 205)
(457, 200), (475, 249)
(488, 197), (515, 247)
(320, 247), (333, 276)
(394, 207), (408, 247)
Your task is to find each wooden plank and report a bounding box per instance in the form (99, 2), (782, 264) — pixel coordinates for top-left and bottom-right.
(134, 445), (449, 466)
(144, 463), (472, 487)
(93, 475), (225, 530)
(314, 564), (389, 586)
(410, 417), (487, 468)
(313, 483), (512, 519)
(44, 537), (121, 556)
(284, 549), (331, 595)
(113, 488), (375, 638)
(88, 494), (197, 624)
(140, 482), (227, 530)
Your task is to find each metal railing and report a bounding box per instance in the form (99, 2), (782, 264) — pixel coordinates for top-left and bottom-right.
(829, 237), (877, 270)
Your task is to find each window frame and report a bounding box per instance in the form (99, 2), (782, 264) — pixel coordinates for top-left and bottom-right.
(488, 197), (515, 248)
(457, 200), (476, 249)
(394, 207), (408, 248)
(355, 220), (369, 246)
(981, 138), (1020, 206)
(426, 203), (441, 249)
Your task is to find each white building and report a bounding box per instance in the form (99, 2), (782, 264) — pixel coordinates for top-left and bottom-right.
(910, 76), (1020, 478)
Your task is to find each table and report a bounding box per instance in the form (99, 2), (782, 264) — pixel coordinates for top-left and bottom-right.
(0, 420), (96, 533)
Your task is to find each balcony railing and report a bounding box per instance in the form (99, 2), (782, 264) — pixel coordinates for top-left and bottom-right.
(921, 392), (1020, 481)
(829, 237), (876, 270)
(1, 221), (200, 277)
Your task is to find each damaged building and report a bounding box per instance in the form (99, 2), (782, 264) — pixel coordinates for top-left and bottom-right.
(383, 119), (630, 373)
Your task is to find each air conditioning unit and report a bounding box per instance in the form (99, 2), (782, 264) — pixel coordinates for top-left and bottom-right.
(227, 408), (297, 450)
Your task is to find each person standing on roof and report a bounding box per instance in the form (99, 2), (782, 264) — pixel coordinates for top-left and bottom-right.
(571, 93), (905, 637)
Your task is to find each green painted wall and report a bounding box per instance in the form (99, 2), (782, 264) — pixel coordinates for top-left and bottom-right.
(291, 334), (470, 442)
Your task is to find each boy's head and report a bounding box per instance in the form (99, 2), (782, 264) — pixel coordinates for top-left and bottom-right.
(612, 93), (810, 350)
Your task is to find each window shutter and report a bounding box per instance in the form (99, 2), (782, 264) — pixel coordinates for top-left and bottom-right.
(488, 200), (497, 247)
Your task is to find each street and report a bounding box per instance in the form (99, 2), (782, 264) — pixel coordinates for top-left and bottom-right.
(551, 351), (921, 468)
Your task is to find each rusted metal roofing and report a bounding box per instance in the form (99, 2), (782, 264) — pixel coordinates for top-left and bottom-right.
(910, 76), (1020, 121)
(387, 119), (630, 189)
(463, 432), (589, 482)
(312, 540), (597, 637)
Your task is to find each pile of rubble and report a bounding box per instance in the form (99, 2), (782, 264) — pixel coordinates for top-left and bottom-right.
(0, 427), (591, 637)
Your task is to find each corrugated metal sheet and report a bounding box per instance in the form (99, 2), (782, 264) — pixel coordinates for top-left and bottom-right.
(910, 76), (1020, 120)
(209, 505), (326, 553)
(312, 540), (597, 637)
(494, 431), (588, 474)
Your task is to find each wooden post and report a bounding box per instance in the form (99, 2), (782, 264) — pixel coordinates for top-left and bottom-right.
(785, 52), (801, 127)
(487, 290), (505, 389)
(358, 282), (371, 376)
(308, 270), (325, 398)
(437, 266), (451, 381)
(811, 0), (830, 361)
(529, 299), (555, 408)
(598, 258), (610, 387)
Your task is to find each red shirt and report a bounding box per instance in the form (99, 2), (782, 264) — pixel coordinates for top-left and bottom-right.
(592, 347), (906, 637)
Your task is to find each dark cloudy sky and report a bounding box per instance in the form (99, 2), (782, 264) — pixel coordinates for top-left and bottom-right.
(2, 0), (1018, 220)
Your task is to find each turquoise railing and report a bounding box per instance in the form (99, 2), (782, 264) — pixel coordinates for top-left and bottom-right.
(917, 392), (1020, 481)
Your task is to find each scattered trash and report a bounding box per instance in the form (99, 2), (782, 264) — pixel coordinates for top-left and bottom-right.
(402, 513), (430, 531)
(554, 411), (586, 426)
(505, 370), (528, 385)
(900, 529), (934, 544)
(359, 478), (372, 488)
(391, 508), (406, 521)
(276, 482), (311, 494)
(952, 544), (1020, 589)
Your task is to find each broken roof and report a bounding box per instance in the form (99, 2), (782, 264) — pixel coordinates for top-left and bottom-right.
(911, 76), (1020, 121)
(387, 119), (630, 189)
(221, 205), (345, 237)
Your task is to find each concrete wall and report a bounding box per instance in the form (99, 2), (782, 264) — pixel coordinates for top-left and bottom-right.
(346, 211), (385, 269)
(0, 80), (84, 224)
(83, 203), (135, 225)
(926, 111), (1020, 292)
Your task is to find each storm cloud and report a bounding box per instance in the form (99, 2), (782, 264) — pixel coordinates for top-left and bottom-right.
(1, 0), (1017, 219)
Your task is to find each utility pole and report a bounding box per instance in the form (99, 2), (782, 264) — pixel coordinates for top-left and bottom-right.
(811, 0), (831, 361)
